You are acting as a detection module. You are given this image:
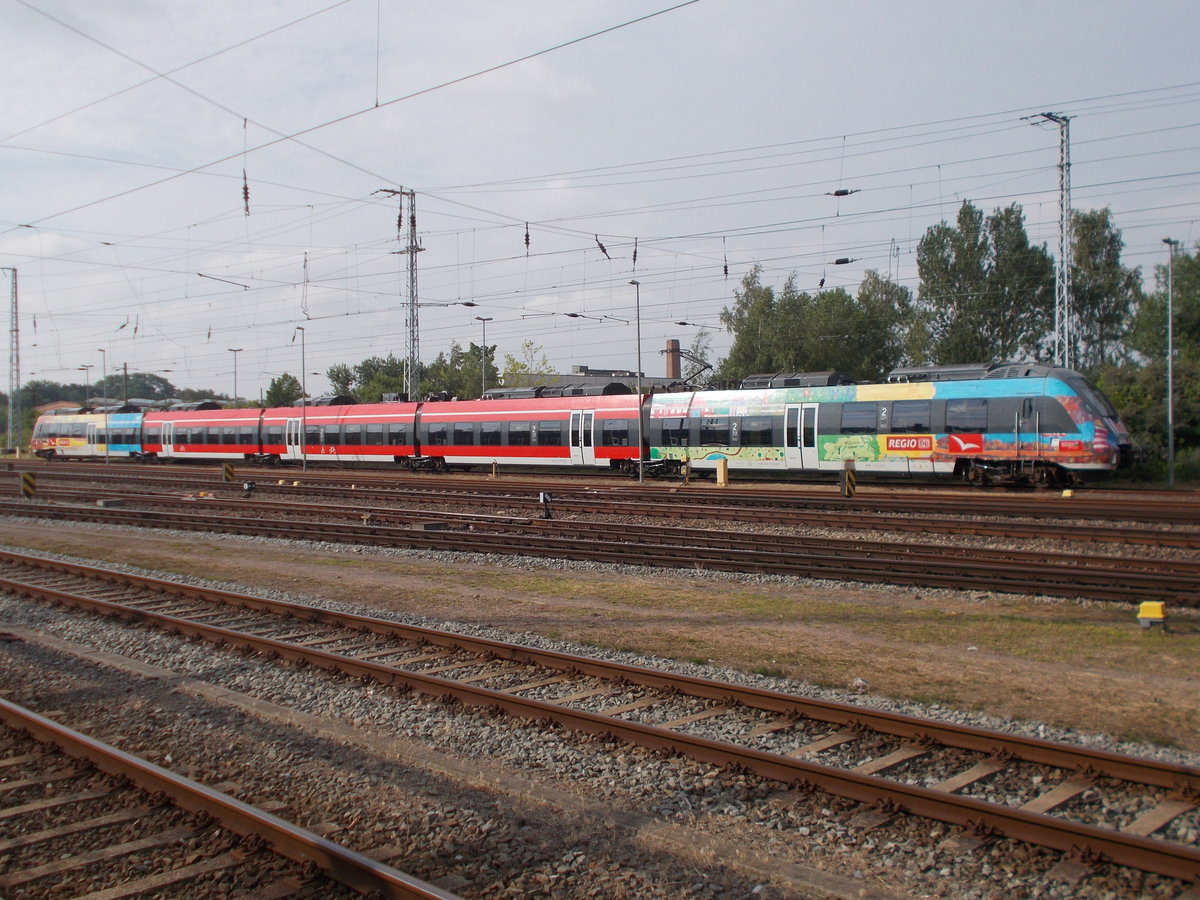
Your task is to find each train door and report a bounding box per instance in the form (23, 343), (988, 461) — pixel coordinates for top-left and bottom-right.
(160, 422), (175, 458)
(284, 418), (303, 461)
(784, 404), (820, 471)
(1016, 397), (1040, 459)
(85, 422), (98, 455)
(569, 411), (595, 465)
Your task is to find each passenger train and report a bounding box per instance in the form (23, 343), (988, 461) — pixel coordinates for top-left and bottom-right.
(31, 362), (1132, 485)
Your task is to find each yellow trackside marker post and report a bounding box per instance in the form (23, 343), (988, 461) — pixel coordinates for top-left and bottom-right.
(840, 460), (857, 498)
(222, 463), (234, 482)
(20, 472), (35, 499)
(716, 458), (729, 487)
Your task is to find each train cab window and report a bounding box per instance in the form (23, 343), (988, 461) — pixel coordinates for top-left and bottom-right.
(507, 422), (532, 446)
(453, 423), (475, 445)
(946, 398), (988, 432)
(425, 423), (448, 446)
(537, 421), (562, 446)
(1035, 397), (1075, 433)
(892, 400), (931, 433)
(741, 416), (775, 446)
(386, 423), (409, 446)
(343, 424), (362, 445)
(323, 426), (342, 446)
(479, 422), (502, 446)
(365, 423), (384, 446)
(840, 402), (878, 435)
(661, 418), (688, 447)
(601, 420), (630, 447)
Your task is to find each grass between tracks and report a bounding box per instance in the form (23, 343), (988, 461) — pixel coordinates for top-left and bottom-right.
(1, 523), (1196, 752)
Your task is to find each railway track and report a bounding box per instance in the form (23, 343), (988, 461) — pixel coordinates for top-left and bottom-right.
(1, 550), (1197, 889)
(9, 466), (1200, 550)
(0, 696), (458, 899)
(0, 492), (1196, 604)
(16, 461), (1200, 525)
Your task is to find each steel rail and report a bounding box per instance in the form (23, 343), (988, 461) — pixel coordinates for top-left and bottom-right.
(2, 549), (1194, 794)
(6, 479), (1198, 549)
(0, 697), (460, 899)
(15, 464), (1200, 524)
(1, 499), (1195, 603)
(3, 574), (1197, 884)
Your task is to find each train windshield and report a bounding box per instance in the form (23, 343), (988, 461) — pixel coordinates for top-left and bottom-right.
(1065, 375), (1120, 420)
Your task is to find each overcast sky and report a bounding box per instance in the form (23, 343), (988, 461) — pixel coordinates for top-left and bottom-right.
(2, 0), (1198, 400)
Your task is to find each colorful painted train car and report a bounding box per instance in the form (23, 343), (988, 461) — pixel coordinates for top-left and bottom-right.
(646, 363), (1130, 485)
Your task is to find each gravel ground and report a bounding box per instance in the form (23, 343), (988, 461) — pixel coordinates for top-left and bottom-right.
(1, 527), (1197, 898)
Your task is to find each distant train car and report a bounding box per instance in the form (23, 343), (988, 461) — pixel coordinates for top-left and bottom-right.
(257, 401), (420, 465)
(144, 406), (264, 462)
(647, 363), (1131, 485)
(31, 410), (145, 459)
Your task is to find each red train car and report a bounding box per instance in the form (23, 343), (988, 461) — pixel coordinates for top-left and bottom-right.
(414, 394), (642, 471)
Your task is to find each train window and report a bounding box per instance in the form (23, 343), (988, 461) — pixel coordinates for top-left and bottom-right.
(946, 398), (988, 432)
(222, 427), (237, 445)
(601, 420), (630, 447)
(70, 424), (84, 437)
(453, 423), (475, 445)
(323, 426), (342, 446)
(700, 417), (729, 445)
(892, 400), (931, 433)
(660, 418), (688, 446)
(480, 422), (502, 446)
(840, 402), (878, 434)
(265, 425), (282, 443)
(537, 421), (562, 446)
(387, 423), (409, 445)
(426, 423), (448, 446)
(305, 425), (320, 445)
(507, 422), (532, 446)
(365, 423), (384, 445)
(238, 426), (254, 444)
(741, 417), (775, 446)
(145, 427), (159, 444)
(343, 424), (363, 445)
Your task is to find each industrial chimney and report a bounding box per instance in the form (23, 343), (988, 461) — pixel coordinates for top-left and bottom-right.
(665, 339), (681, 379)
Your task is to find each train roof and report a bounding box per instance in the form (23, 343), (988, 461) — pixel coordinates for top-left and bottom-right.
(886, 362), (1057, 383)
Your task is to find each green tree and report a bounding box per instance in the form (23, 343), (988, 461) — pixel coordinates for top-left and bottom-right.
(326, 363), (354, 396)
(1070, 208), (1141, 372)
(502, 340), (554, 388)
(351, 354), (406, 402)
(265, 373), (304, 407)
(718, 266), (913, 383)
(916, 201), (1054, 364)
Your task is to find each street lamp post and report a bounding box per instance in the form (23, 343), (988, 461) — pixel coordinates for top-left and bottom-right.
(228, 348), (243, 407)
(475, 316), (493, 396)
(98, 349), (108, 463)
(629, 280), (644, 484)
(77, 365), (93, 408)
(1163, 238), (1180, 489)
(293, 327), (306, 472)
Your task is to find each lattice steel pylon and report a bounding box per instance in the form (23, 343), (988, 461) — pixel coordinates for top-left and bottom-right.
(1037, 112), (1073, 368)
(377, 188), (424, 400)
